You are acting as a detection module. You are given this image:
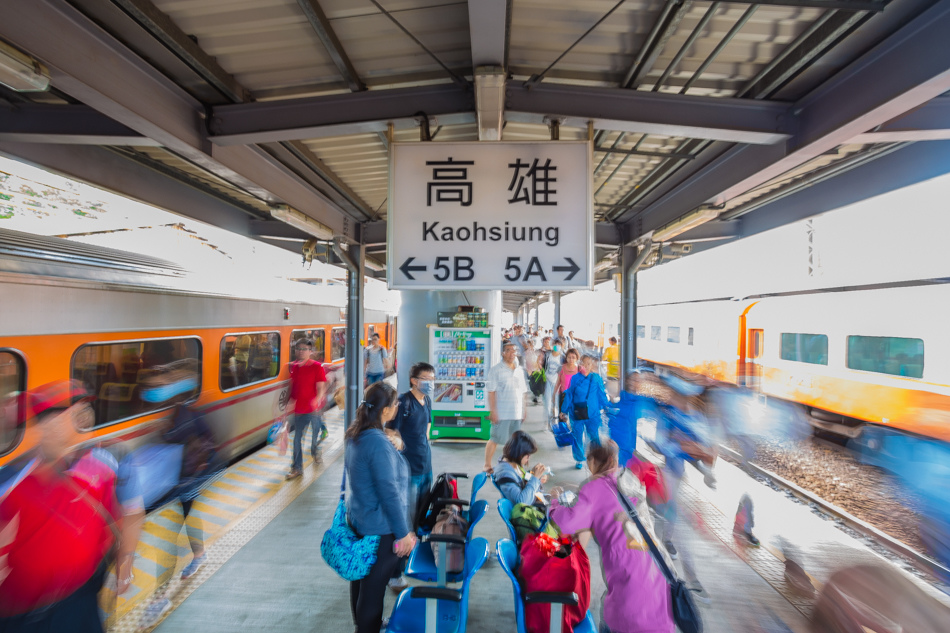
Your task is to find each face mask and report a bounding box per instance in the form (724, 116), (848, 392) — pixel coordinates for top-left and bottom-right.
(418, 380), (434, 396)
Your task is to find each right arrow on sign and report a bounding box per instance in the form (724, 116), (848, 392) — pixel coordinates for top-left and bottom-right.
(399, 257), (427, 280)
(552, 257), (580, 281)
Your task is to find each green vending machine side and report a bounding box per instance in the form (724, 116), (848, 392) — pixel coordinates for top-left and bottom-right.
(428, 325), (494, 441)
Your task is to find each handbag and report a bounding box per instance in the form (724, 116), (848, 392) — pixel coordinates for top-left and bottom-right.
(571, 375), (593, 421)
(612, 475), (703, 633)
(519, 533), (591, 633)
(320, 471), (380, 581)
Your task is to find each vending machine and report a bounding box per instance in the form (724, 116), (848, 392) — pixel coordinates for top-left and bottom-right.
(428, 324), (496, 441)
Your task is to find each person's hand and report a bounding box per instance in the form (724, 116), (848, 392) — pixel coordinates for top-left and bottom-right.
(550, 486), (565, 498)
(489, 411), (498, 425)
(394, 533), (417, 557)
(559, 413), (568, 421)
(531, 463), (546, 477)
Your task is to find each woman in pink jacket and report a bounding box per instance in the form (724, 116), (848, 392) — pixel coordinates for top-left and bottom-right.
(549, 441), (674, 633)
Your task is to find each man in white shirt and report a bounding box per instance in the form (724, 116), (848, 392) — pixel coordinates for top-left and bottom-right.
(484, 343), (528, 472)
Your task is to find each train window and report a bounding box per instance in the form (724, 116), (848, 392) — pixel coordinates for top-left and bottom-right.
(650, 326), (661, 341)
(636, 326), (645, 339)
(71, 338), (201, 428)
(847, 336), (923, 378)
(331, 327), (346, 361)
(220, 332), (280, 392)
(291, 329), (326, 363)
(0, 351), (25, 456)
(667, 327), (680, 344)
(780, 333), (828, 365)
(688, 328), (694, 346)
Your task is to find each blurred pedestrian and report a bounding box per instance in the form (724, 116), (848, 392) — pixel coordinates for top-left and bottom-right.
(0, 381), (145, 633)
(286, 339), (327, 480)
(549, 441), (674, 633)
(541, 337), (562, 425)
(561, 355), (610, 469)
(603, 337), (620, 398)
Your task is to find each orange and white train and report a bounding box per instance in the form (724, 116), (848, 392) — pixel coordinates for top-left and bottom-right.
(0, 229), (394, 467)
(635, 282), (950, 447)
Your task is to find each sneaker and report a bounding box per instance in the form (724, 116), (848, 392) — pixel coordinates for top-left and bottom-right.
(689, 584), (711, 605)
(311, 448), (323, 464)
(664, 540), (678, 560)
(285, 469), (302, 480)
(140, 597), (171, 628)
(784, 560), (815, 596)
(388, 576), (408, 594)
(575, 462), (584, 470)
(180, 554), (206, 579)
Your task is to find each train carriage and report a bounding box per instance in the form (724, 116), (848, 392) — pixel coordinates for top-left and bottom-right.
(0, 228), (394, 466)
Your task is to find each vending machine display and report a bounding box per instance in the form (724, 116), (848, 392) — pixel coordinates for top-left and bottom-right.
(428, 325), (495, 441)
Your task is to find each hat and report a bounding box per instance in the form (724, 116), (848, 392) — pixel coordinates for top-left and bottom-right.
(27, 380), (91, 420)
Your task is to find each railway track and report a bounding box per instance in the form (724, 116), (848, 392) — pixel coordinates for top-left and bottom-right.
(718, 444), (950, 586)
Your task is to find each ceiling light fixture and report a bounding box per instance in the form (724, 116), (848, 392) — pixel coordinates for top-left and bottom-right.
(0, 40), (50, 92)
(651, 207), (720, 242)
(269, 204), (334, 241)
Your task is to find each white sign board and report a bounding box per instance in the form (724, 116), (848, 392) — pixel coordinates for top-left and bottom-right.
(387, 141), (592, 290)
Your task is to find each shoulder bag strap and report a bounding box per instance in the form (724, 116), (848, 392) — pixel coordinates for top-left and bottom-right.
(612, 472), (676, 585)
(340, 469), (346, 501)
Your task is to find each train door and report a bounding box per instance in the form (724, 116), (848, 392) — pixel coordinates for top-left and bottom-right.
(745, 329), (765, 390)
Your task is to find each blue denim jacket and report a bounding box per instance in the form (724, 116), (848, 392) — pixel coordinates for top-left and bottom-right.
(345, 428), (411, 539)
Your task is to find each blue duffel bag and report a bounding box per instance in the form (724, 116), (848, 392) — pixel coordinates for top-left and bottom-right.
(551, 420), (574, 448)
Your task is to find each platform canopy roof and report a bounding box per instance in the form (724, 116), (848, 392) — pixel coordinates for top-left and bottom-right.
(1, 0), (949, 311)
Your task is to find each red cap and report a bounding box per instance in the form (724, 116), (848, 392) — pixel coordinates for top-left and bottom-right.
(26, 380), (90, 420)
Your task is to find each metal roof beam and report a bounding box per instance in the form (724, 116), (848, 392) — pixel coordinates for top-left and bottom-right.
(0, 0), (356, 237)
(851, 96), (950, 142)
(0, 104), (159, 146)
(469, 0), (508, 68)
(505, 83), (793, 145)
(209, 85), (475, 145)
(295, 0), (365, 93)
(208, 82), (791, 146)
(110, 0), (248, 103)
(620, 0), (950, 238)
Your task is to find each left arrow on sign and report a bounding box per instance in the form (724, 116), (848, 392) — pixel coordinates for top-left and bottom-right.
(552, 257), (580, 281)
(399, 257), (427, 280)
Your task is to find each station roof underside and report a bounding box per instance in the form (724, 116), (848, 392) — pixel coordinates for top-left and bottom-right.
(1, 0), (949, 312)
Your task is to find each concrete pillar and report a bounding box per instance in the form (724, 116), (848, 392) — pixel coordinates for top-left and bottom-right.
(552, 291), (561, 333)
(621, 244), (637, 385)
(396, 290), (502, 392)
(533, 299), (540, 331)
(337, 242), (364, 430)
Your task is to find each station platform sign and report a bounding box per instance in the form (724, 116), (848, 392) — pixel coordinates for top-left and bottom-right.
(388, 141), (592, 290)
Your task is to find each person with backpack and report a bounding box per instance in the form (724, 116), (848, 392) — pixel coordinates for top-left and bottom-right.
(344, 382), (416, 633)
(364, 334), (390, 386)
(384, 361), (435, 592)
(0, 380), (145, 633)
(493, 431), (549, 507)
(561, 355), (611, 469)
(549, 441), (675, 633)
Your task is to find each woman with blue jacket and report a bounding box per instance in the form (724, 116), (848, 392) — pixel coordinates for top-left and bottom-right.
(344, 382), (417, 633)
(560, 354), (611, 469)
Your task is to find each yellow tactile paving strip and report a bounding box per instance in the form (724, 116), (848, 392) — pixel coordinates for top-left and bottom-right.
(104, 410), (344, 632)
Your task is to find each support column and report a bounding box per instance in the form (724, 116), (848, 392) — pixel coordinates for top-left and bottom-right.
(334, 240), (364, 430)
(621, 242), (656, 385)
(533, 299), (540, 331)
(552, 291), (561, 333)
(620, 244), (637, 385)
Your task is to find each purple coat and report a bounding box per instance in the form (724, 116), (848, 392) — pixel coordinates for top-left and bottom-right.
(550, 472), (674, 633)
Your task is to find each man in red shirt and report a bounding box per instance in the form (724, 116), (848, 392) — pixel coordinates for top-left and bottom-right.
(286, 339), (327, 479)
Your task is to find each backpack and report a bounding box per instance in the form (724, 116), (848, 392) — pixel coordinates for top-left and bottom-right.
(509, 502), (558, 544)
(416, 472), (459, 531)
(431, 505), (469, 573)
